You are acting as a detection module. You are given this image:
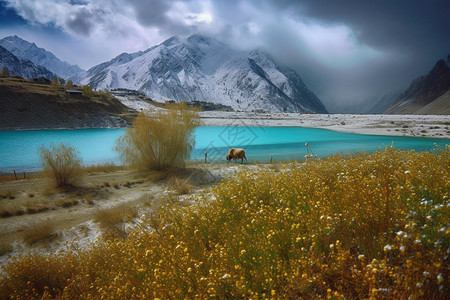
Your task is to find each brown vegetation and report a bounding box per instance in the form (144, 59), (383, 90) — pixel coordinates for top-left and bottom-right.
(0, 77), (130, 130)
(23, 220), (58, 246)
(40, 143), (83, 187)
(116, 102), (200, 171)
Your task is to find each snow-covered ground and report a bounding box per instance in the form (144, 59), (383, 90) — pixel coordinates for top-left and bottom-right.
(200, 111), (450, 139)
(116, 96), (450, 139)
(115, 96), (164, 112)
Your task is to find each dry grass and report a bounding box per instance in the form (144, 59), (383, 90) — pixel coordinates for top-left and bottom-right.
(95, 204), (139, 240)
(0, 172), (41, 183)
(24, 199), (50, 214)
(168, 176), (193, 195)
(116, 102), (200, 171)
(0, 200), (24, 218)
(0, 241), (13, 256)
(40, 143), (83, 187)
(55, 197), (79, 208)
(0, 190), (16, 200)
(23, 220), (58, 246)
(95, 204), (139, 230)
(83, 163), (124, 174)
(83, 193), (95, 205)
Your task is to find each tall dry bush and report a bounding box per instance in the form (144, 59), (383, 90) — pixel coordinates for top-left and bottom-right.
(39, 143), (83, 187)
(116, 102), (200, 171)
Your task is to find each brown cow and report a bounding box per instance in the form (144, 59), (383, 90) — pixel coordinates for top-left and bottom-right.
(226, 148), (247, 164)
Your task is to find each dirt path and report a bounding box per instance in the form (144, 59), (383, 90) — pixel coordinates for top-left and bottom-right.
(0, 163), (264, 264)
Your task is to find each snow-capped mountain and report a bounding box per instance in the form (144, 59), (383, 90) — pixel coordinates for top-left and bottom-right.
(0, 45), (55, 80)
(0, 35), (84, 79)
(82, 35), (327, 113)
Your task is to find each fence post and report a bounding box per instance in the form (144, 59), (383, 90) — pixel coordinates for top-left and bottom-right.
(13, 170), (17, 180)
(205, 152), (207, 163)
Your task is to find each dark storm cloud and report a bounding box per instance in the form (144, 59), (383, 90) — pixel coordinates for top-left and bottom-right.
(1, 0), (447, 112)
(65, 7), (95, 36)
(285, 1), (449, 49)
(271, 0), (450, 65)
(128, 0), (191, 35)
(220, 0), (450, 111)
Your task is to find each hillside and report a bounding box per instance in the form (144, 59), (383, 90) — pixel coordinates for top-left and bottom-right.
(385, 58), (450, 114)
(0, 77), (131, 130)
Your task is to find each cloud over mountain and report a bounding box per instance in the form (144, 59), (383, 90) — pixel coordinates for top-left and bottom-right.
(1, 0), (448, 112)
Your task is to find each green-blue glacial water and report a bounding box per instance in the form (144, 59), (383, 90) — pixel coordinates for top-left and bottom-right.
(0, 127), (448, 173)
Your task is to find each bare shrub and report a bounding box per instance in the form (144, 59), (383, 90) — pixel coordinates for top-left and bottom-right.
(40, 143), (83, 187)
(168, 176), (193, 195)
(23, 220), (58, 246)
(95, 204), (139, 240)
(95, 204), (138, 229)
(116, 102), (200, 171)
(0, 241), (13, 256)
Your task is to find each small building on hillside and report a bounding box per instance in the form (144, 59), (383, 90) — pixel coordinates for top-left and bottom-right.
(65, 89), (83, 97)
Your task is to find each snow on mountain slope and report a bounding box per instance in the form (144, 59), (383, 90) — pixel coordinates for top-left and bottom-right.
(0, 35), (84, 79)
(82, 35), (327, 113)
(0, 45), (55, 80)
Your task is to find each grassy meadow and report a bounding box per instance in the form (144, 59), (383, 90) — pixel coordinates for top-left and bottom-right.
(0, 147), (448, 299)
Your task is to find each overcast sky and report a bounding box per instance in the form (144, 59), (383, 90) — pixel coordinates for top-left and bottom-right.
(0, 0), (449, 112)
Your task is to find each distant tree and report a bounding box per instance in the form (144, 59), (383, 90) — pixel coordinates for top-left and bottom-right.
(81, 85), (94, 97)
(59, 78), (65, 86)
(51, 76), (59, 87)
(66, 80), (73, 89)
(1, 66), (9, 77)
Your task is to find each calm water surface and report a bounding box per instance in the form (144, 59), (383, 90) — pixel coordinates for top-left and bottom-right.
(0, 127), (448, 172)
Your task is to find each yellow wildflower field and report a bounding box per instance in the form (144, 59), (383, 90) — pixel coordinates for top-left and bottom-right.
(1, 147), (448, 299)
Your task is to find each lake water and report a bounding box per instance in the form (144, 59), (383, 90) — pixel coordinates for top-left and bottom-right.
(0, 127), (448, 173)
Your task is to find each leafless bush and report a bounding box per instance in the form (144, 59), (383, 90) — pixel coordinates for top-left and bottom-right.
(116, 102), (200, 171)
(40, 143), (83, 187)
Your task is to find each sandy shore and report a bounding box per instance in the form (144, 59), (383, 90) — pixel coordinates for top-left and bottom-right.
(117, 98), (450, 139)
(199, 111), (450, 139)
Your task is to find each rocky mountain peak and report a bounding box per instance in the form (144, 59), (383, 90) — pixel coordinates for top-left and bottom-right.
(80, 34), (328, 113)
(0, 35), (84, 79)
(385, 55), (450, 114)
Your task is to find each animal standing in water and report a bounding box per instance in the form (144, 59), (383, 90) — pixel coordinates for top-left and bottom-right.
(226, 148), (247, 164)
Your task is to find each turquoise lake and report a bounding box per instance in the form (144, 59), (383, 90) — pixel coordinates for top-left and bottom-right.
(0, 127), (448, 173)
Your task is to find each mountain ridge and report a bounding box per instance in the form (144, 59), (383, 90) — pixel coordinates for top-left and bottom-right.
(81, 35), (328, 113)
(0, 35), (84, 79)
(0, 45), (55, 80)
(385, 57), (450, 114)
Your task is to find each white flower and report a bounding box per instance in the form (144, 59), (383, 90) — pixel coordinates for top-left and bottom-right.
(383, 245), (392, 251)
(404, 170), (410, 174)
(358, 254), (365, 260)
(221, 274), (230, 279)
